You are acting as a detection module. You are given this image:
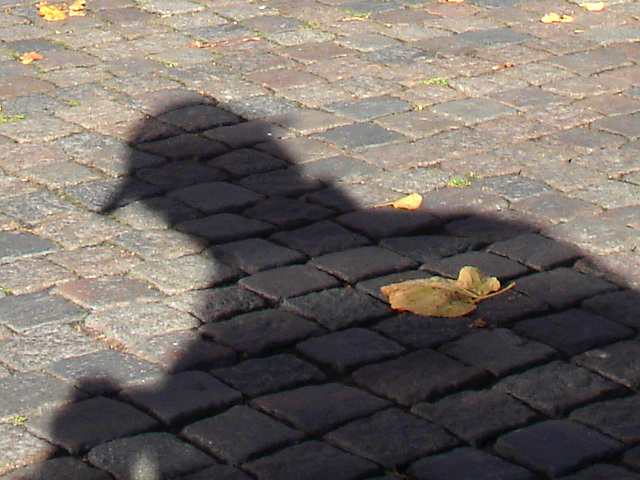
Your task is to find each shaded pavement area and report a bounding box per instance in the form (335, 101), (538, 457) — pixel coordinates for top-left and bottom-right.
(1, 0), (640, 478)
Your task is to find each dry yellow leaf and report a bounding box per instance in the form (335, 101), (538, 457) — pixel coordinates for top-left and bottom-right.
(491, 62), (515, 71)
(18, 52), (44, 65)
(36, 2), (67, 21)
(68, 0), (86, 16)
(541, 12), (575, 23)
(579, 1), (605, 10)
(381, 266), (515, 318)
(446, 0), (465, 3)
(375, 193), (423, 210)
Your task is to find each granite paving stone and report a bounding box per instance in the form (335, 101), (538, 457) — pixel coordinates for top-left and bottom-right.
(422, 251), (530, 281)
(181, 405), (304, 465)
(26, 397), (159, 455)
(167, 181), (263, 214)
(352, 349), (489, 406)
(165, 285), (266, 322)
(244, 441), (379, 480)
(570, 394), (640, 446)
(0, 424), (58, 477)
(514, 268), (619, 310)
(296, 328), (405, 373)
(313, 123), (406, 151)
(325, 408), (458, 468)
(281, 288), (391, 331)
(87, 432), (216, 480)
(0, 257), (77, 295)
(623, 446), (640, 471)
(487, 233), (582, 271)
(374, 314), (471, 349)
(176, 213), (276, 244)
(0, 457), (111, 480)
(212, 354), (327, 398)
(581, 290), (640, 330)
(412, 390), (539, 446)
(0, 290), (85, 333)
(112, 229), (207, 261)
(207, 149), (288, 178)
(251, 383), (391, 435)
(243, 197), (334, 230)
(408, 447), (537, 480)
(493, 420), (625, 478)
(356, 270), (432, 302)
(336, 208), (442, 239)
(239, 265), (341, 301)
(572, 341), (640, 390)
(177, 464), (254, 480)
(559, 464), (640, 480)
(439, 328), (557, 377)
(379, 235), (480, 262)
(52, 275), (161, 309)
(200, 309), (324, 355)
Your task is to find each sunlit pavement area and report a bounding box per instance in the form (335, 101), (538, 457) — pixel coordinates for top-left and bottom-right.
(1, 0), (640, 478)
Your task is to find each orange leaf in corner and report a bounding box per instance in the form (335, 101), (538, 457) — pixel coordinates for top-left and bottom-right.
(36, 2), (67, 21)
(19, 52), (44, 65)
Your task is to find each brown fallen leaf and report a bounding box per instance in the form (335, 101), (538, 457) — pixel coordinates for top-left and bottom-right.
(579, 1), (605, 10)
(381, 266), (515, 318)
(36, 1), (67, 21)
(540, 12), (575, 23)
(19, 52), (44, 65)
(375, 193), (423, 210)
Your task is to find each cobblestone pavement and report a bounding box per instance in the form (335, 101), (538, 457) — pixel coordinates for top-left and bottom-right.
(1, 0), (640, 478)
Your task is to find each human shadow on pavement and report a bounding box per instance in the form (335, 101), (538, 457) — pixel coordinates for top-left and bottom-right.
(10, 91), (640, 480)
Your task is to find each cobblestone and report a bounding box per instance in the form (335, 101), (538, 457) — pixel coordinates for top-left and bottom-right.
(2, 0), (640, 476)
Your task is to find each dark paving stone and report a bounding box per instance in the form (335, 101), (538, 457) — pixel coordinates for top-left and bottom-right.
(412, 390), (538, 446)
(244, 441), (379, 480)
(324, 96), (412, 121)
(470, 290), (550, 326)
(297, 328), (405, 373)
(488, 233), (582, 271)
(176, 213), (276, 243)
(310, 246), (418, 283)
(251, 383), (391, 435)
(65, 178), (163, 212)
(244, 197), (334, 230)
(0, 290), (84, 333)
(178, 464), (254, 480)
(282, 288), (391, 331)
(26, 397), (159, 455)
(201, 309), (324, 355)
(514, 309), (635, 357)
(0, 232), (60, 263)
(209, 238), (307, 274)
(336, 209), (441, 239)
(182, 405), (304, 465)
(157, 104), (240, 132)
(0, 372), (87, 423)
(422, 251), (529, 282)
(510, 193), (604, 225)
(623, 446), (640, 472)
(494, 361), (624, 417)
(582, 290), (640, 330)
(45, 350), (164, 395)
(570, 394), (640, 445)
(138, 134), (228, 161)
(325, 408), (458, 468)
(559, 464), (640, 480)
(379, 235), (481, 263)
(456, 28), (532, 47)
(514, 268), (619, 310)
(239, 169), (323, 198)
(212, 354), (327, 398)
(314, 123), (406, 151)
(439, 328), (557, 377)
(493, 420), (625, 478)
(408, 447), (537, 480)
(239, 265), (340, 301)
(87, 432), (216, 479)
(167, 181), (263, 214)
(572, 341), (640, 389)
(270, 220), (370, 257)
(167, 285), (266, 322)
(208, 148), (288, 178)
(421, 188), (509, 221)
(298, 155), (381, 183)
(374, 314), (470, 348)
(443, 213), (542, 245)
(352, 349), (489, 406)
(120, 371), (242, 427)
(0, 457), (111, 480)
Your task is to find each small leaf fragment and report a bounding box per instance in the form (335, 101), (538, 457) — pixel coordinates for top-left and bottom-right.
(18, 52), (44, 65)
(541, 12), (575, 23)
(68, 0), (86, 16)
(491, 62), (515, 71)
(446, 0), (465, 3)
(375, 193), (423, 210)
(579, 1), (605, 10)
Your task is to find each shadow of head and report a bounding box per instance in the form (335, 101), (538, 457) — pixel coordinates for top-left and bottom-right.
(11, 90), (640, 480)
